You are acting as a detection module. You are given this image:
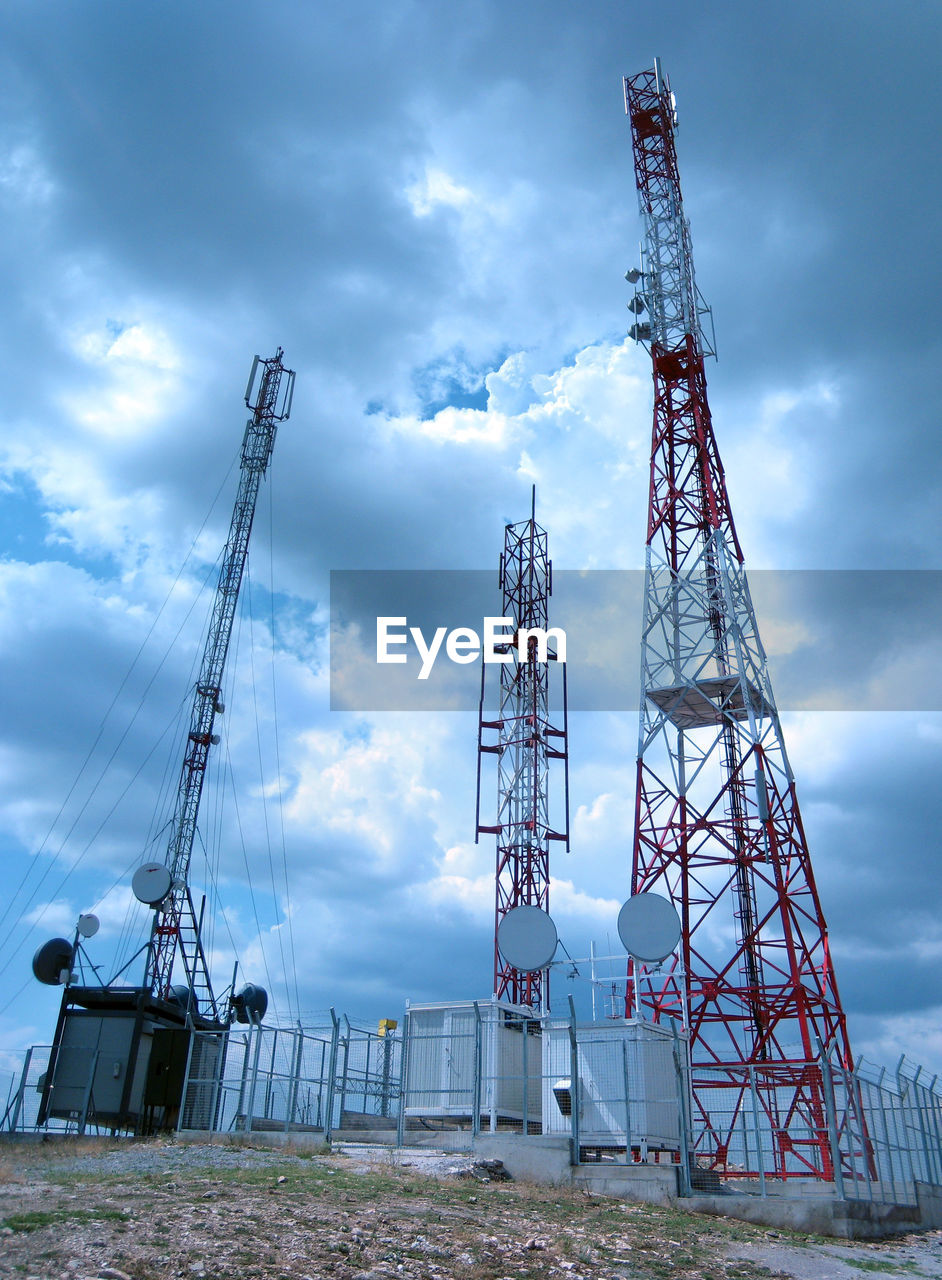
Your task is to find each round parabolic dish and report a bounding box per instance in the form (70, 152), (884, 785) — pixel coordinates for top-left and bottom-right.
(497, 905), (558, 972)
(131, 862), (173, 906)
(77, 913), (100, 938)
(32, 937), (74, 986)
(617, 892), (682, 962)
(234, 983), (269, 1024)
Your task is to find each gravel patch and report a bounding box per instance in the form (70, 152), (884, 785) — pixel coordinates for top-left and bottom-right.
(40, 1136), (487, 1180)
(727, 1232), (942, 1280)
(332, 1142), (484, 1178)
(39, 1139), (318, 1178)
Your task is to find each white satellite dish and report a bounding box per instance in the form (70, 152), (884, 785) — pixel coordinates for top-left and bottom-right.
(77, 913), (100, 938)
(617, 892), (681, 963)
(497, 905), (558, 972)
(132, 862), (173, 906)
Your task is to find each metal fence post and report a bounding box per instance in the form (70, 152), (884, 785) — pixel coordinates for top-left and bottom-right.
(206, 1030), (228, 1135)
(245, 1018), (264, 1134)
(364, 1029), (372, 1115)
(870, 1076), (890, 1200)
(819, 1052), (845, 1200)
(747, 1065), (766, 1197)
(234, 1030), (250, 1128)
(78, 1050), (99, 1136)
(325, 1008), (340, 1144)
(2, 1071), (14, 1125)
(381, 1032), (393, 1119)
(896, 1082), (914, 1192)
(339, 1016), (352, 1123)
(845, 1071), (867, 1194)
(522, 1012), (529, 1137)
(895, 1062), (925, 1185)
(472, 1002), (482, 1139)
(315, 1038), (327, 1128)
(911, 1079), (934, 1187)
(567, 996), (580, 1165)
(671, 1024), (692, 1195)
(285, 1025), (304, 1134)
(176, 1029), (199, 1133)
(875, 1087), (889, 1195)
(925, 1080), (942, 1186)
(8, 1048), (33, 1134)
(621, 1040), (633, 1164)
(266, 1028), (279, 1123)
(396, 1011), (411, 1149)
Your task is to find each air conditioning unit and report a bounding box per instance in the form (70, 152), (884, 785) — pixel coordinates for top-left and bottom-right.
(542, 1018), (684, 1152)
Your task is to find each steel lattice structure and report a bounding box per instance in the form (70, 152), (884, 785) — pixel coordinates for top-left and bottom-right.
(476, 494), (569, 1009)
(144, 348), (295, 1023)
(624, 63), (856, 1179)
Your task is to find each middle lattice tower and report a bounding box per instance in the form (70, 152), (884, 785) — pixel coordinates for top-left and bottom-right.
(477, 491), (569, 1009)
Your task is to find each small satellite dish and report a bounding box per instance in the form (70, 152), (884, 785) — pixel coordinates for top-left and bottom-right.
(132, 862), (173, 906)
(167, 984), (196, 1011)
(32, 937), (74, 986)
(77, 913), (100, 938)
(617, 892), (682, 963)
(497, 905), (558, 972)
(233, 983), (268, 1024)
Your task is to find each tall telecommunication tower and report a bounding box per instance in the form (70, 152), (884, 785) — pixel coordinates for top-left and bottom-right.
(477, 491), (569, 1009)
(35, 348), (294, 1134)
(623, 62), (853, 1178)
(144, 347), (295, 1024)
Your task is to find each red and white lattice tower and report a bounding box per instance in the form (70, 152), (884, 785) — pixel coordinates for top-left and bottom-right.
(476, 491), (569, 1009)
(624, 62), (856, 1178)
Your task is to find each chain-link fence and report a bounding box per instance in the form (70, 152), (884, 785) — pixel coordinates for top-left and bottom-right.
(689, 1063), (838, 1189)
(7, 1005), (942, 1214)
(398, 1000), (688, 1172)
(826, 1056), (942, 1206)
(681, 1055), (942, 1205)
(178, 1013), (401, 1138)
(1, 1046), (57, 1133)
(1, 1044), (116, 1135)
(895, 1057), (942, 1187)
(336, 1016), (402, 1131)
(541, 1015), (685, 1163)
(397, 1001), (942, 1205)
(398, 1001), (544, 1139)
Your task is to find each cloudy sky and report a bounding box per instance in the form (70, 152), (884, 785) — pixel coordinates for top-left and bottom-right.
(1, 1), (941, 1086)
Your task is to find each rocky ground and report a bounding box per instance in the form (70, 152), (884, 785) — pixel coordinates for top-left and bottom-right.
(0, 1137), (940, 1280)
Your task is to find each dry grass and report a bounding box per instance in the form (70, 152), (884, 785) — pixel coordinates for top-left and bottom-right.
(0, 1135), (121, 1181)
(0, 1138), (790, 1279)
(0, 1139), (932, 1280)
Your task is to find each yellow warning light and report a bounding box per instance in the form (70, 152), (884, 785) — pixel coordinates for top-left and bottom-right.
(377, 1018), (398, 1037)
